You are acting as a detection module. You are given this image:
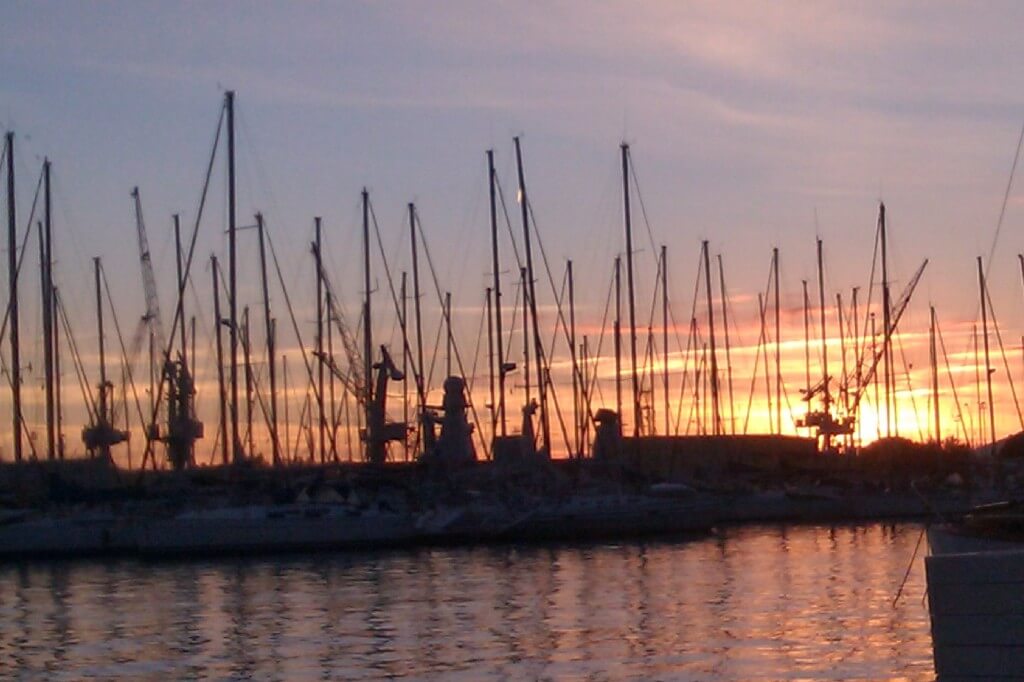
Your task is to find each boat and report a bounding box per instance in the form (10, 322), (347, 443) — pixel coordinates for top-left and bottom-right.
(0, 510), (136, 557)
(925, 501), (1024, 680)
(135, 503), (419, 556)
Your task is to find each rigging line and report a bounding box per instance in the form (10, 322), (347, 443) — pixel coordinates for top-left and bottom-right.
(585, 263), (615, 400)
(414, 211), (491, 458)
(493, 170), (524, 269)
(672, 316), (696, 435)
(984, 283), (1024, 429)
(141, 98), (225, 472)
(368, 198), (422, 390)
(985, 119), (1024, 280)
(626, 147), (661, 261)
(264, 224), (337, 456)
(100, 264), (150, 443)
(935, 313), (970, 444)
(855, 216), (881, 375)
(525, 199), (595, 434)
(504, 272), (522, 363)
(894, 332), (926, 443)
(671, 250), (706, 433)
(424, 299), (445, 403)
(744, 293), (770, 434)
(545, 266), (569, 367)
(0, 164), (43, 349)
(55, 289), (97, 424)
(467, 290), (488, 396)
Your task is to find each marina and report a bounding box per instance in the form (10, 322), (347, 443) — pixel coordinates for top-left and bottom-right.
(6, 3), (1024, 678)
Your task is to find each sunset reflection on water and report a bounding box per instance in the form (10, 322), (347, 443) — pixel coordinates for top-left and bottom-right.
(0, 524), (932, 681)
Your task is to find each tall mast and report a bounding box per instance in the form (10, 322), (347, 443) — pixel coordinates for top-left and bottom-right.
(836, 293), (848, 436)
(973, 324), (981, 447)
(315, 217), (326, 463)
(817, 238), (830, 415)
(930, 304), (941, 443)
(225, 90), (241, 463)
(486, 286), (495, 446)
(42, 161), (55, 460)
(53, 286), (63, 459)
(702, 240), (721, 435)
(879, 202), (893, 438)
(802, 279), (811, 398)
(487, 149), (507, 437)
(362, 188), (373, 460)
(851, 286), (861, 427)
(409, 204), (426, 444)
(94, 257), (108, 458)
(242, 307), (253, 458)
(568, 259), (579, 456)
(445, 292), (452, 377)
(717, 253), (734, 435)
(283, 354), (291, 462)
(870, 313), (880, 441)
(978, 257), (997, 448)
(521, 266), (530, 410)
(514, 137), (549, 452)
(614, 256), (623, 431)
(773, 247), (782, 434)
(256, 214), (279, 465)
(662, 247), (671, 436)
(212, 255), (228, 466)
(621, 143), (641, 437)
(401, 272), (409, 461)
(174, 215), (187, 370)
(5, 133), (21, 462)
(758, 293), (772, 432)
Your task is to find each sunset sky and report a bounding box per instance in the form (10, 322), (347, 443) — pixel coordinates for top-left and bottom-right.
(4, 2), (1024, 462)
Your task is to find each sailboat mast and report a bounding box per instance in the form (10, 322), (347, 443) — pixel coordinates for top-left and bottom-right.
(94, 258), (108, 446)
(802, 279), (811, 397)
(174, 215), (187, 369)
(486, 286), (495, 445)
(662, 246), (671, 436)
(445, 292), (452, 377)
(315, 217), (326, 463)
(702, 240), (721, 435)
(362, 189), (372, 457)
(817, 238), (830, 414)
(717, 253), (734, 435)
(5, 133), (21, 462)
(226, 90), (240, 462)
(256, 214), (279, 465)
(930, 304), (941, 443)
(210, 256), (227, 465)
(773, 247), (782, 434)
(568, 259), (579, 456)
(879, 202), (894, 438)
(53, 286), (63, 459)
(409, 204), (426, 437)
(401, 272), (409, 460)
(978, 257), (996, 447)
(487, 149), (507, 437)
(42, 162), (55, 460)
(621, 143), (641, 437)
(614, 256), (623, 431)
(514, 137), (549, 452)
(243, 307), (254, 458)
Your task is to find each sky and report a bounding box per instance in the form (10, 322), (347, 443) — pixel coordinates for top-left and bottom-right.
(3, 1), (1024, 463)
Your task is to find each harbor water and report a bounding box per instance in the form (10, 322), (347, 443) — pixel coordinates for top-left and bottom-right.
(0, 523), (934, 681)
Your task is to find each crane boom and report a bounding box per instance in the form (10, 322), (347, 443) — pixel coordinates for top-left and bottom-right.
(850, 258), (928, 413)
(127, 187), (166, 369)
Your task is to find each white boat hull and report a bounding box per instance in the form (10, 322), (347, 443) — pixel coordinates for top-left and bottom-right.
(927, 527), (1024, 680)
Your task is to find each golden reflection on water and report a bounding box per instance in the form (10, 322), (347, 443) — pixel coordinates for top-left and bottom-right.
(0, 524), (933, 681)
